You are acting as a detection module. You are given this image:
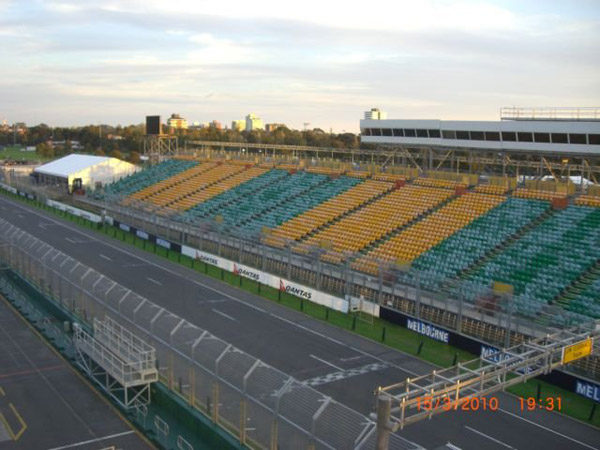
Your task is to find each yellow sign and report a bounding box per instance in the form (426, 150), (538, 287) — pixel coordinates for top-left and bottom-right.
(493, 281), (514, 295)
(562, 338), (593, 364)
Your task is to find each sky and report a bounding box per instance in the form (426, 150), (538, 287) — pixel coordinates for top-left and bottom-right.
(0, 0), (599, 132)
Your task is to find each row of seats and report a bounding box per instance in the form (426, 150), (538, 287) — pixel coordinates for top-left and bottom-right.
(96, 159), (197, 199)
(172, 166), (268, 211)
(217, 172), (328, 234)
(242, 176), (362, 236)
(475, 185), (510, 195)
(459, 206), (600, 321)
(514, 188), (567, 201)
(177, 169), (289, 223)
(345, 171), (370, 179)
(575, 195), (600, 207)
(414, 178), (466, 189)
(266, 180), (393, 245)
(298, 185), (453, 263)
(305, 167), (344, 176)
(147, 164), (247, 209)
(354, 193), (505, 274)
(409, 198), (549, 290)
(371, 174), (407, 182)
(567, 277), (600, 318)
(125, 161), (217, 203)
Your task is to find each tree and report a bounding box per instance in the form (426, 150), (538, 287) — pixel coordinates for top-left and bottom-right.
(94, 149), (105, 156)
(36, 142), (54, 158)
(109, 149), (123, 160)
(128, 151), (140, 164)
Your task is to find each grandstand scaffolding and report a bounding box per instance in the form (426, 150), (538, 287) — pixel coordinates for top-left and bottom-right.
(73, 316), (158, 408)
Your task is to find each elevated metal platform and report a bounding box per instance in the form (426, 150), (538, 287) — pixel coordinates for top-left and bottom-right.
(74, 316), (158, 408)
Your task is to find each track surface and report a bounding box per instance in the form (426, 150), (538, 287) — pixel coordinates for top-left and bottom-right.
(1, 195), (598, 450)
(0, 289), (151, 450)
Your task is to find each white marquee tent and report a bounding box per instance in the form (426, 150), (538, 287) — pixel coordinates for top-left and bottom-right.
(34, 154), (138, 192)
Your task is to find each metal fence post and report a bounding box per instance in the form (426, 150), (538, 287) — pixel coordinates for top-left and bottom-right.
(378, 264), (383, 305)
(287, 243), (292, 280)
(505, 293), (514, 348)
(375, 394), (392, 450)
(415, 271), (421, 319)
(212, 382), (219, 423)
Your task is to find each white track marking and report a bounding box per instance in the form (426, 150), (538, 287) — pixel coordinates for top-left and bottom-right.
(64, 237), (77, 244)
(0, 198), (437, 378)
(99, 254), (111, 261)
(464, 425), (516, 449)
(47, 430), (135, 450)
(146, 277), (162, 286)
(310, 354), (344, 371)
(212, 308), (237, 321)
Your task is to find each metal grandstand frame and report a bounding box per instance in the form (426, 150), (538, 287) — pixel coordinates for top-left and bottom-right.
(0, 219), (422, 450)
(185, 140), (600, 187)
(73, 316), (158, 408)
(143, 135), (178, 164)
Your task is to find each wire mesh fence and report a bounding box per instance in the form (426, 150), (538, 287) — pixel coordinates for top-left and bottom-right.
(86, 193), (596, 345)
(0, 218), (421, 450)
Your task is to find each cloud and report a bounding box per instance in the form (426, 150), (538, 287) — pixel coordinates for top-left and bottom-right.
(0, 0), (598, 131)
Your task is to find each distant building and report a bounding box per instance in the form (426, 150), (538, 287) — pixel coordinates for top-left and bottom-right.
(210, 120), (222, 130)
(364, 108), (387, 120)
(245, 113), (264, 131)
(231, 120), (245, 132)
(167, 113), (188, 130)
(265, 123), (286, 132)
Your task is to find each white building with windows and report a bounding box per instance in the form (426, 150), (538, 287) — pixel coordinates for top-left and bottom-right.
(360, 107), (600, 155)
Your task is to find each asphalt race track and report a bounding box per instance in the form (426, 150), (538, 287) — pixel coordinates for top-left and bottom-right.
(1, 195), (598, 450)
(0, 286), (151, 449)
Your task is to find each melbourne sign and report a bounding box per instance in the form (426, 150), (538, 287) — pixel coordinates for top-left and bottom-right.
(575, 380), (600, 402)
(406, 318), (449, 343)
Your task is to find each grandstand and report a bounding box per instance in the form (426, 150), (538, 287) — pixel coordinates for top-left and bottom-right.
(89, 107), (600, 358)
(94, 152), (600, 332)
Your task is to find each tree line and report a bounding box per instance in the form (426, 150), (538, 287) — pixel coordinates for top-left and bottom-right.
(0, 123), (366, 163)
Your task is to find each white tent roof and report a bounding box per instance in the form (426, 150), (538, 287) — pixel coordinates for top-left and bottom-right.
(34, 154), (115, 178)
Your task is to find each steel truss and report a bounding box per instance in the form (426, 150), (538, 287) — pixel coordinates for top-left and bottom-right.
(143, 135), (178, 164)
(374, 321), (599, 446)
(186, 140), (600, 184)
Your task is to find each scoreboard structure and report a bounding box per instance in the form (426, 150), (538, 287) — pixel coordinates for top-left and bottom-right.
(145, 115), (162, 135)
(143, 115), (178, 163)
